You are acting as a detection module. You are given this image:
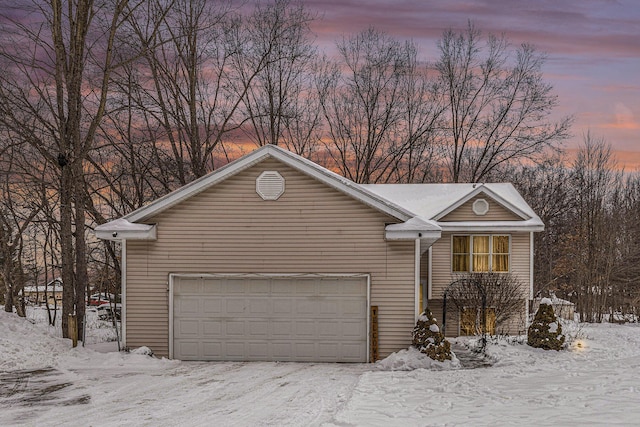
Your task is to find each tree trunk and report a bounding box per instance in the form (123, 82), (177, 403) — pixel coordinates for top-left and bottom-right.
(60, 164), (75, 338)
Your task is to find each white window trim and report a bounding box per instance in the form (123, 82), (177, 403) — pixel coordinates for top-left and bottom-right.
(451, 234), (511, 273)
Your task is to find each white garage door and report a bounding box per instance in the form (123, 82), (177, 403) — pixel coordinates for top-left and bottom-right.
(171, 275), (368, 362)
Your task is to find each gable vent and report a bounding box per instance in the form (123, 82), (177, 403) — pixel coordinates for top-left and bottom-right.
(472, 198), (490, 216)
(256, 171), (285, 200)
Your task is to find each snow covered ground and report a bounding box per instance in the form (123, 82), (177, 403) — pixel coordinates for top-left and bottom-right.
(1, 310), (639, 426)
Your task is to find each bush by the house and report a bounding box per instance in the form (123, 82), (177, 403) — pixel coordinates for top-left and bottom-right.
(528, 298), (565, 350)
(412, 308), (452, 361)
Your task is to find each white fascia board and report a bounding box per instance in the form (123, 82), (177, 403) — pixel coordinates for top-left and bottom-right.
(437, 220), (544, 233)
(385, 217), (442, 242)
(125, 145), (413, 223)
(385, 229), (442, 241)
(433, 185), (531, 221)
(94, 223), (157, 241)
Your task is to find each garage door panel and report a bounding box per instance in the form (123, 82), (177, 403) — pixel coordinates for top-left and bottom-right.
(272, 281), (292, 294)
(342, 300), (367, 316)
(177, 319), (199, 336)
(295, 299), (317, 315)
(248, 320), (268, 336)
(249, 280), (270, 294)
(271, 321), (292, 336)
(341, 321), (366, 338)
(249, 298), (270, 314)
(202, 341), (221, 357)
(224, 281), (244, 293)
(319, 300), (340, 315)
(176, 278), (200, 294)
(294, 320), (316, 337)
(202, 320), (222, 336)
(202, 282), (223, 294)
(226, 299), (246, 314)
(202, 298), (222, 314)
(317, 321), (340, 337)
(178, 298), (199, 314)
(226, 321), (245, 336)
(176, 341), (199, 358)
(225, 342), (246, 358)
(173, 276), (368, 362)
(247, 342), (269, 358)
(273, 300), (293, 315)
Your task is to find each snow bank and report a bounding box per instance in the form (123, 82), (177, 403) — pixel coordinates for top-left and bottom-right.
(0, 311), (73, 371)
(0, 310), (172, 372)
(375, 346), (460, 371)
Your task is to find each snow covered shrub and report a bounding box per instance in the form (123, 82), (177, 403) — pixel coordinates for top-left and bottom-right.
(412, 308), (452, 361)
(528, 298), (565, 350)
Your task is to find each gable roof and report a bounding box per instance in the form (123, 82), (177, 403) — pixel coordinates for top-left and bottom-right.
(123, 144), (417, 223)
(96, 145), (437, 241)
(361, 183), (544, 231)
(96, 145), (543, 240)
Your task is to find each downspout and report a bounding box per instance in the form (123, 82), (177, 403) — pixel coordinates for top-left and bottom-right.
(427, 246), (433, 300)
(415, 237), (421, 321)
(121, 240), (127, 348)
(528, 231), (534, 326)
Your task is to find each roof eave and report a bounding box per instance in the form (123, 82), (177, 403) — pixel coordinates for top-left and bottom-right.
(437, 221), (544, 233)
(94, 225), (157, 241)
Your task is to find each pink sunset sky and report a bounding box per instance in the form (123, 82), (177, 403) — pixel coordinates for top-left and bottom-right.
(304, 0), (640, 169)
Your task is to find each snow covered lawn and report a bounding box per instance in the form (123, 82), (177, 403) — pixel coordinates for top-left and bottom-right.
(1, 311), (639, 426)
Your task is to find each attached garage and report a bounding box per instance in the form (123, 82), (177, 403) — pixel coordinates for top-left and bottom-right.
(170, 274), (369, 362)
(96, 145), (449, 360)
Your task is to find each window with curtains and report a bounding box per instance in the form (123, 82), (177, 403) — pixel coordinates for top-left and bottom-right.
(452, 235), (510, 272)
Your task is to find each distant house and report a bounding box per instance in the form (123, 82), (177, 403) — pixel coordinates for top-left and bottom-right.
(23, 278), (63, 305)
(532, 293), (575, 321)
(96, 145), (543, 362)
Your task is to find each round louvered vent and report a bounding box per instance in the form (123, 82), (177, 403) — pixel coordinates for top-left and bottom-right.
(472, 198), (490, 216)
(256, 171), (285, 200)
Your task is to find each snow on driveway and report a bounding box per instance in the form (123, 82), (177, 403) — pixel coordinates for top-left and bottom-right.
(1, 311), (640, 426)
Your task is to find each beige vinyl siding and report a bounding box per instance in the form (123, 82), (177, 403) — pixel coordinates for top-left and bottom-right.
(440, 195), (522, 222)
(125, 158), (415, 358)
(429, 231), (530, 336)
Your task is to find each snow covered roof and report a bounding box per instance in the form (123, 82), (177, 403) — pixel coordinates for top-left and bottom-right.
(95, 145), (543, 241)
(96, 145), (442, 240)
(362, 183), (544, 231)
(23, 278), (63, 293)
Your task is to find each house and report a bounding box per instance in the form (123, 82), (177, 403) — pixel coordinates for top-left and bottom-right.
(23, 278), (63, 305)
(95, 145), (543, 362)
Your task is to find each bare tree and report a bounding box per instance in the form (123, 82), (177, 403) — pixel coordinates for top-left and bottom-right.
(446, 272), (526, 335)
(435, 23), (571, 183)
(238, 0), (321, 157)
(319, 28), (441, 183)
(0, 143), (40, 316)
(555, 134), (623, 322)
(509, 154), (575, 296)
(0, 0), (146, 338)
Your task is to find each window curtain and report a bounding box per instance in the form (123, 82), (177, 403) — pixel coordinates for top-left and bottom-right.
(492, 236), (509, 272)
(472, 236), (490, 272)
(452, 236), (470, 272)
